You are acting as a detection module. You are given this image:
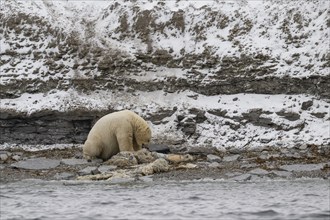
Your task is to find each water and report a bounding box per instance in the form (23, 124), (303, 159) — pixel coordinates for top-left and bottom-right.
(1, 179), (329, 220)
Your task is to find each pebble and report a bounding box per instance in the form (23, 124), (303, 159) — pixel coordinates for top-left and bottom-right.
(12, 155), (21, 161)
(223, 155), (240, 162)
(11, 158), (60, 170)
(208, 162), (222, 168)
(177, 163), (197, 169)
(206, 154), (222, 163)
(78, 166), (100, 176)
(0, 154), (8, 161)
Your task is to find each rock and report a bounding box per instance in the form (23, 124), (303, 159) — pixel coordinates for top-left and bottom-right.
(299, 144), (308, 150)
(0, 154), (8, 161)
(280, 163), (324, 172)
(148, 144), (170, 154)
(106, 152), (138, 167)
(227, 148), (245, 154)
(301, 100), (313, 110)
(177, 163), (197, 169)
(248, 168), (269, 175)
(78, 166), (100, 176)
(166, 154), (194, 163)
(53, 172), (75, 180)
(134, 149), (156, 164)
(61, 158), (89, 166)
(206, 154), (222, 163)
(152, 152), (167, 159)
(98, 165), (117, 173)
(108, 170), (135, 183)
(226, 172), (243, 178)
(240, 162), (258, 169)
(223, 155), (240, 162)
(140, 158), (169, 175)
(231, 173), (252, 181)
(11, 155), (21, 161)
(11, 158), (60, 170)
(271, 170), (291, 178)
(208, 162), (222, 168)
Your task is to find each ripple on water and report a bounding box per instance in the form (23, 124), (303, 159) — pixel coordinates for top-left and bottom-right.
(0, 180), (329, 220)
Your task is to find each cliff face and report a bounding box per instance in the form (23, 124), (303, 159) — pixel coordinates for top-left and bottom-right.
(0, 0), (329, 150)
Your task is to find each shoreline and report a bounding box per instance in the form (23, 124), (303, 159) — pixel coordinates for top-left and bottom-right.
(0, 145), (329, 184)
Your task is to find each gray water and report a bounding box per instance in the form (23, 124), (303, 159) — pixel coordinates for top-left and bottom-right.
(0, 179), (329, 220)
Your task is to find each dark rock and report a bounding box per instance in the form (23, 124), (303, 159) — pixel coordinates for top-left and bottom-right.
(189, 108), (207, 123)
(301, 100), (313, 110)
(310, 112), (327, 118)
(276, 110), (301, 121)
(148, 144), (170, 154)
(207, 109), (228, 117)
(11, 158), (60, 170)
(178, 116), (196, 136)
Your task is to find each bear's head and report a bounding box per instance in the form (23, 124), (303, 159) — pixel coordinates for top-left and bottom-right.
(83, 139), (101, 161)
(135, 126), (151, 149)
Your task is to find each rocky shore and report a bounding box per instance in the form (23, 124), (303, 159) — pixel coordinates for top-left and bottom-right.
(1, 144), (329, 184)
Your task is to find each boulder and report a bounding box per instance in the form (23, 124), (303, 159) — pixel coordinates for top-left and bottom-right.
(134, 149), (157, 164)
(106, 152), (138, 167)
(140, 158), (169, 175)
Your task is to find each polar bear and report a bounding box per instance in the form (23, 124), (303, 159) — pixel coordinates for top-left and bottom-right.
(83, 110), (151, 161)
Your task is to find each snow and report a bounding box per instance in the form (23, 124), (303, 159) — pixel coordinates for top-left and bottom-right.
(1, 89), (329, 150)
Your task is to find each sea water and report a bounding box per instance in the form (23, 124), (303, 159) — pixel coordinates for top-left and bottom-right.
(0, 179), (329, 220)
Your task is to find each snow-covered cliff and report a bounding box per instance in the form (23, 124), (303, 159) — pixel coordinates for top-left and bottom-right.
(0, 0), (329, 150)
